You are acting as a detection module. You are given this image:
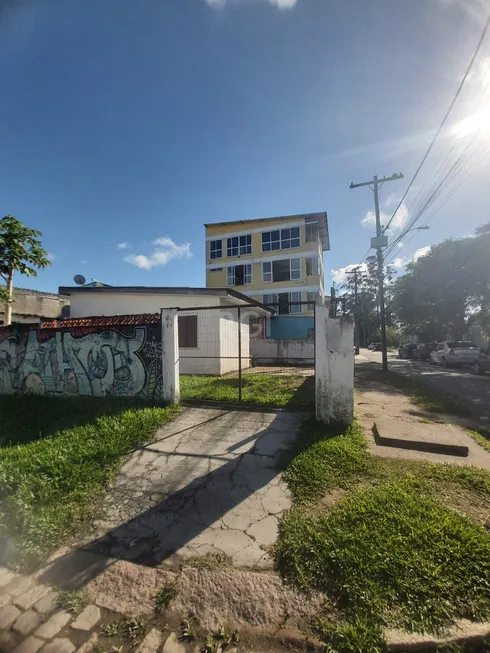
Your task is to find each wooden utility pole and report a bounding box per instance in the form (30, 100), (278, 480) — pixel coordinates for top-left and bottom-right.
(346, 267), (361, 355)
(350, 173), (404, 371)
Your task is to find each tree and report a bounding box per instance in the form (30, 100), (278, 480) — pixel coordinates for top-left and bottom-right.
(391, 225), (490, 340)
(0, 216), (50, 325)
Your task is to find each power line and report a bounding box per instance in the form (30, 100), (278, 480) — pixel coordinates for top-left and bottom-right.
(383, 12), (490, 234)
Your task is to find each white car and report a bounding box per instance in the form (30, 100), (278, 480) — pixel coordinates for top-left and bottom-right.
(429, 341), (480, 368)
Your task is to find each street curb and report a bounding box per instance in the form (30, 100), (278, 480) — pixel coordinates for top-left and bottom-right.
(372, 422), (470, 457)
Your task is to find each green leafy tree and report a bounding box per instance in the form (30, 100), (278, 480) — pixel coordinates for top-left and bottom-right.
(0, 216), (50, 325)
(392, 225), (490, 340)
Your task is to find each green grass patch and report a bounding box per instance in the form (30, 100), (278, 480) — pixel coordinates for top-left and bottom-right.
(468, 428), (490, 455)
(180, 373), (314, 409)
(56, 589), (89, 615)
(276, 481), (490, 633)
(283, 421), (372, 502)
(0, 396), (178, 569)
(275, 420), (490, 652)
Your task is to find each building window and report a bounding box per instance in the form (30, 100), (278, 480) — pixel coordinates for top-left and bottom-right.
(290, 291), (302, 314)
(209, 240), (222, 260)
(307, 327), (315, 338)
(178, 315), (198, 348)
(290, 258), (301, 280)
(264, 292), (302, 314)
(227, 234), (251, 257)
(306, 257), (319, 276)
(262, 261), (272, 282)
(228, 264), (252, 286)
(265, 258), (301, 282)
(262, 227), (300, 252)
(307, 291), (318, 310)
(263, 293), (278, 306)
(305, 223), (319, 243)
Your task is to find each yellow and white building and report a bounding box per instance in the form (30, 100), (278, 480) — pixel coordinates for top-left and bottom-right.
(205, 212), (329, 337)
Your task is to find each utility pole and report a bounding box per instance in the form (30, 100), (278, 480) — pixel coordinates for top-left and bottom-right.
(350, 173), (404, 371)
(346, 267), (361, 355)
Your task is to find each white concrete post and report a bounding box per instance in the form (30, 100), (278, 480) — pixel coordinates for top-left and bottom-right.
(315, 306), (354, 424)
(161, 308), (180, 404)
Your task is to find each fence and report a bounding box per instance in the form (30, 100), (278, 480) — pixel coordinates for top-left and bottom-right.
(176, 302), (315, 408)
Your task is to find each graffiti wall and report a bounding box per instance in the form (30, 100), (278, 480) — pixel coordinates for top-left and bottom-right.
(0, 323), (163, 401)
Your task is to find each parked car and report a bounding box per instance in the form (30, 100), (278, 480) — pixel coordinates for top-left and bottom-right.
(429, 341), (480, 367)
(474, 349), (490, 375)
(368, 342), (382, 351)
(413, 342), (439, 361)
(398, 343), (418, 359)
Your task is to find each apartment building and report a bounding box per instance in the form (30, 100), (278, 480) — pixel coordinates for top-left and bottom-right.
(205, 212), (329, 336)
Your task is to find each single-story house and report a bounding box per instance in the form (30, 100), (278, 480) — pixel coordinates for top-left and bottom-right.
(57, 285), (274, 375)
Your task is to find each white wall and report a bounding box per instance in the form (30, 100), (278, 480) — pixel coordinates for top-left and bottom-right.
(178, 309), (221, 375)
(70, 292), (224, 318)
(251, 338), (314, 364)
(315, 308), (354, 424)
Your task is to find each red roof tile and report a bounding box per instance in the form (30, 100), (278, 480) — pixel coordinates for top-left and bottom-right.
(42, 313), (160, 328)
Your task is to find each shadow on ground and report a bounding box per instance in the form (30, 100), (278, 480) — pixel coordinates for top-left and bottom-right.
(0, 395), (157, 447)
(38, 408), (304, 589)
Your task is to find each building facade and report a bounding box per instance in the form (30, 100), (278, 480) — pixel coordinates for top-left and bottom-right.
(0, 287), (69, 325)
(205, 212), (329, 337)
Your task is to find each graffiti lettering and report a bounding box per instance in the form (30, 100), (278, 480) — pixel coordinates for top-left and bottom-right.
(0, 324), (163, 401)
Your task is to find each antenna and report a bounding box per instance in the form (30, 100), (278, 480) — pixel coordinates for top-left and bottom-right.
(73, 274), (86, 286)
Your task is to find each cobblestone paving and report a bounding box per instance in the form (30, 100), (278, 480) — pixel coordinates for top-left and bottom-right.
(0, 567), (255, 652)
(81, 408), (306, 570)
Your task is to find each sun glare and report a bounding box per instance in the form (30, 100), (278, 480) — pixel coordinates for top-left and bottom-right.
(450, 108), (490, 139)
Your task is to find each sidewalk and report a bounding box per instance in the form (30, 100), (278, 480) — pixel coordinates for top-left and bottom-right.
(355, 365), (490, 470)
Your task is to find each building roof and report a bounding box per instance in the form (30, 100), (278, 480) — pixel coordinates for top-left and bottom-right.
(57, 286), (275, 314)
(204, 211), (330, 251)
(42, 314), (161, 328)
(0, 286), (69, 299)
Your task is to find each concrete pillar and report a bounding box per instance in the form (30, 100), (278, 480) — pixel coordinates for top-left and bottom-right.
(315, 306), (354, 424)
(161, 308), (180, 404)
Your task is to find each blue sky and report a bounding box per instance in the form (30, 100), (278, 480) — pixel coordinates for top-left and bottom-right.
(1, 0), (490, 294)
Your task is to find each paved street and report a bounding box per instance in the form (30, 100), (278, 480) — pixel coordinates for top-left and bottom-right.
(358, 348), (490, 422)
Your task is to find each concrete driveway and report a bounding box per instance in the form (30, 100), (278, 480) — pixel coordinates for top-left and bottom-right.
(359, 349), (490, 421)
(80, 407), (306, 570)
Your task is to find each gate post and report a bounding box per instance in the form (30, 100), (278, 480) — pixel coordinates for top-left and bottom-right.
(161, 308), (180, 404)
(315, 306), (354, 424)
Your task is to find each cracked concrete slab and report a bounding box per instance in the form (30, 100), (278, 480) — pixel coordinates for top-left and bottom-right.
(77, 407), (306, 570)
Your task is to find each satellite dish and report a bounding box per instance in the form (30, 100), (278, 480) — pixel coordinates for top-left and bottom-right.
(74, 274), (86, 286)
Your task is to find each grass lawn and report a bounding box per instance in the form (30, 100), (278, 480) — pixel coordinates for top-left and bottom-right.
(180, 372), (314, 409)
(275, 420), (490, 653)
(0, 395), (178, 569)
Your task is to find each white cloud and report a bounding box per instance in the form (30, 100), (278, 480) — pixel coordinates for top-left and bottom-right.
(125, 237), (192, 270)
(397, 241), (404, 249)
(203, 0), (297, 8)
(47, 252), (56, 262)
(413, 245), (431, 262)
(360, 202), (409, 236)
(117, 242), (130, 250)
(331, 263), (368, 286)
(391, 245), (431, 271)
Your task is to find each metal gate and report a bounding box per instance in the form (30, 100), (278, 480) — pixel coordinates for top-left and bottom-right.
(177, 302), (315, 410)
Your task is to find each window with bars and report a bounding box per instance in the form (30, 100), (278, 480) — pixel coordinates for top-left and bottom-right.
(227, 234), (251, 257)
(209, 240), (222, 260)
(262, 258), (301, 282)
(306, 257), (319, 276)
(262, 227), (300, 252)
(178, 315), (198, 348)
(227, 264), (252, 286)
